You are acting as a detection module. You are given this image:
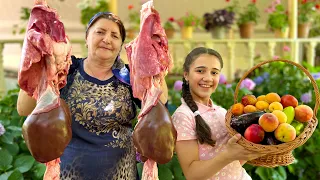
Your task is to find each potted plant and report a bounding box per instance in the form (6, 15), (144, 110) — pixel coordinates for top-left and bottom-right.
(265, 0), (289, 38)
(203, 8), (235, 39)
(298, 0), (317, 38)
(77, 0), (109, 27)
(163, 17), (176, 39)
(237, 0), (260, 38)
(177, 12), (201, 39)
(126, 4), (140, 39)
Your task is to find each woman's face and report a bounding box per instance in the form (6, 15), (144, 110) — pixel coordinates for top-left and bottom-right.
(86, 18), (122, 62)
(184, 54), (222, 105)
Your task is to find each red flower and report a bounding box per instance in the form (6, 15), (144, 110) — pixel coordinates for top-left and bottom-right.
(128, 5), (134, 10)
(252, 0), (257, 3)
(168, 17), (175, 22)
(316, 4), (320, 9)
(302, 0), (307, 4)
(226, 0), (230, 2)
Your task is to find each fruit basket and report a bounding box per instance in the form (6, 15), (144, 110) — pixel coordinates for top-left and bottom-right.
(225, 59), (319, 167)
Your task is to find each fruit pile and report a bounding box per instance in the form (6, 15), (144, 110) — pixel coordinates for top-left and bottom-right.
(230, 93), (313, 145)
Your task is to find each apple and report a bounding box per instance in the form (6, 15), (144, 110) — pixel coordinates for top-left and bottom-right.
(258, 113), (279, 132)
(274, 123), (296, 142)
(281, 95), (298, 108)
(244, 124), (265, 144)
(295, 105), (313, 123)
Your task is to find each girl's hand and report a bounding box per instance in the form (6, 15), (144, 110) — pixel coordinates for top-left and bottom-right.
(225, 134), (266, 161)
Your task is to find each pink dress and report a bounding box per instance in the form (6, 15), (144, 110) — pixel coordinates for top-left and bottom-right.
(172, 99), (251, 180)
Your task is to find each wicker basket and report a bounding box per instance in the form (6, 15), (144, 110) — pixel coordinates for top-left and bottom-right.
(225, 59), (319, 167)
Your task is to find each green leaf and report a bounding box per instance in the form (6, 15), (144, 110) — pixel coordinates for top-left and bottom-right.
(0, 165), (13, 171)
(0, 170), (14, 180)
(13, 155), (35, 173)
(255, 167), (269, 180)
(0, 132), (14, 144)
(8, 169), (23, 180)
(158, 164), (173, 180)
(19, 141), (29, 152)
(3, 143), (19, 156)
(0, 148), (13, 167)
(31, 163), (46, 179)
(137, 162), (143, 180)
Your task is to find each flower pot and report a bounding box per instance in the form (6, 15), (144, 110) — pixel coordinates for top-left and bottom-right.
(239, 22), (255, 39)
(274, 27), (289, 38)
(298, 23), (311, 38)
(181, 26), (193, 39)
(126, 28), (136, 39)
(165, 28), (175, 39)
(210, 27), (226, 39)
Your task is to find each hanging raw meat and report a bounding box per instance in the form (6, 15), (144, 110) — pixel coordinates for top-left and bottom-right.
(125, 0), (176, 179)
(18, 0), (72, 167)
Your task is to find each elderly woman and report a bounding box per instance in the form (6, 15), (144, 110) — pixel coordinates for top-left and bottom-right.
(17, 12), (168, 179)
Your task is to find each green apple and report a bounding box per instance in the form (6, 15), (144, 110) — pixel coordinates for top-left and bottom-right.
(283, 106), (295, 124)
(291, 120), (304, 136)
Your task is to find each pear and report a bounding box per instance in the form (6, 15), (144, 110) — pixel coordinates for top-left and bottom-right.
(283, 106), (295, 124)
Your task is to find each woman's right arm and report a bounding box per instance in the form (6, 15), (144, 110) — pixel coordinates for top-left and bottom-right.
(17, 89), (36, 116)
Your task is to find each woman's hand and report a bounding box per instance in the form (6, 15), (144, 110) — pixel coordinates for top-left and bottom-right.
(224, 134), (266, 162)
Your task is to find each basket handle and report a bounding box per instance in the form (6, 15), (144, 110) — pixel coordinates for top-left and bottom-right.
(233, 59), (320, 116)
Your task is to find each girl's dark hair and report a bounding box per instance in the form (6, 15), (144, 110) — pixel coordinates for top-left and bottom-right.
(182, 47), (223, 146)
(86, 12), (126, 43)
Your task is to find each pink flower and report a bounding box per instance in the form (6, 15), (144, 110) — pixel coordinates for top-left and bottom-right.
(240, 78), (256, 90)
(273, 55), (280, 60)
(219, 74), (227, 84)
(173, 80), (183, 91)
(283, 45), (290, 52)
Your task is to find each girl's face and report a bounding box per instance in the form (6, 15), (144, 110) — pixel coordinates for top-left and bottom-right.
(184, 54), (222, 105)
(86, 18), (122, 62)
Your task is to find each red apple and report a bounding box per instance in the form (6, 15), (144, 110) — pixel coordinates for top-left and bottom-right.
(244, 124), (265, 144)
(280, 95), (298, 108)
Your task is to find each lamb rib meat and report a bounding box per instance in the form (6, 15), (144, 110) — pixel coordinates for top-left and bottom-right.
(18, 0), (72, 166)
(125, 1), (176, 179)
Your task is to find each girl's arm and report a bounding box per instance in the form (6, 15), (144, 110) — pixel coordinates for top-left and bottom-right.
(176, 134), (264, 180)
(176, 140), (233, 180)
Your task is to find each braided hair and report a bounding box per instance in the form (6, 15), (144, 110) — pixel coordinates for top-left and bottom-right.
(182, 47), (223, 146)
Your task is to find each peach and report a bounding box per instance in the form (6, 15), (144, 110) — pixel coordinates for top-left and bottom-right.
(255, 101), (269, 111)
(258, 113), (279, 132)
(281, 95), (298, 108)
(272, 110), (287, 124)
(265, 92), (281, 103)
(244, 124), (265, 144)
(231, 103), (244, 116)
(241, 95), (257, 106)
(274, 123), (296, 142)
(294, 105), (313, 123)
(268, 102), (283, 112)
(243, 105), (258, 114)
(257, 95), (267, 102)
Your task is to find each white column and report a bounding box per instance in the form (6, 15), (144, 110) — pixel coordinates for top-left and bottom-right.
(306, 42), (317, 66)
(247, 42), (256, 67)
(0, 43), (5, 97)
(227, 42), (235, 81)
(268, 42), (276, 59)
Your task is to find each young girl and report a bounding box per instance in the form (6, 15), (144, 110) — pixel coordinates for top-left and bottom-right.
(172, 47), (264, 180)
